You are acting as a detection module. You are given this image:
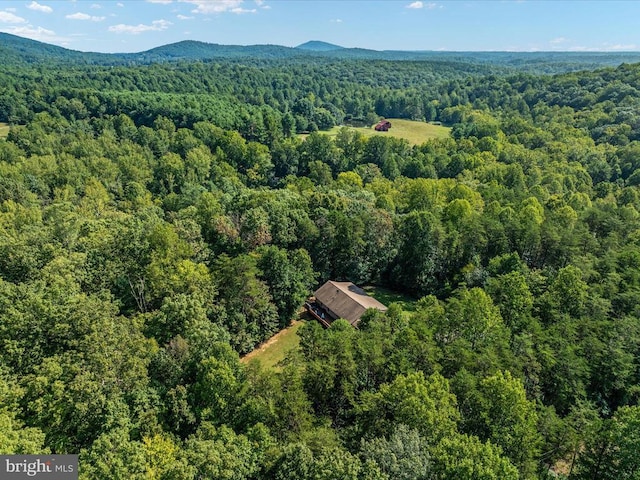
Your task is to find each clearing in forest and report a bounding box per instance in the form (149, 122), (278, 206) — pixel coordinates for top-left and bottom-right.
(363, 285), (417, 322)
(0, 123), (10, 139)
(307, 118), (450, 146)
(241, 320), (304, 370)
(242, 286), (415, 370)
(363, 285), (417, 313)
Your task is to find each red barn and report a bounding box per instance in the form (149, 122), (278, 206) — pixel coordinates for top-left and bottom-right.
(374, 120), (392, 131)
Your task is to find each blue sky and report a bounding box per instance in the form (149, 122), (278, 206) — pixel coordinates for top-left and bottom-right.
(0, 0), (638, 53)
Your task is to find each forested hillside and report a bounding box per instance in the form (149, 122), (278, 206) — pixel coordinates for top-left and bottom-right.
(3, 31), (640, 69)
(1, 41), (640, 479)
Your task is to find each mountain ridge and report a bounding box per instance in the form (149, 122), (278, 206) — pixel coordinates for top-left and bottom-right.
(295, 40), (345, 51)
(3, 32), (640, 71)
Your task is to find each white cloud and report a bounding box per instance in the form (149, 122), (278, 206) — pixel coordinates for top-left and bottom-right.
(407, 1), (440, 9)
(0, 11), (27, 23)
(549, 37), (567, 45)
(66, 12), (106, 21)
(601, 43), (638, 51)
(108, 19), (172, 34)
(27, 1), (53, 13)
(139, 0), (261, 15)
(90, 3), (102, 8)
(231, 7), (256, 13)
(177, 14), (194, 19)
(116, 3), (124, 7)
(1, 25), (67, 43)
(67, 12), (89, 20)
(181, 0), (254, 14)
(330, 18), (343, 23)
(542, 39), (637, 52)
(5, 7), (17, 12)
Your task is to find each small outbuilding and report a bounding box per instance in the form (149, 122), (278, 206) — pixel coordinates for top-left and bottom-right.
(374, 120), (392, 131)
(307, 281), (388, 327)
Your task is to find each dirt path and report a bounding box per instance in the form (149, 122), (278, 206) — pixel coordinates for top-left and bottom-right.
(241, 320), (302, 363)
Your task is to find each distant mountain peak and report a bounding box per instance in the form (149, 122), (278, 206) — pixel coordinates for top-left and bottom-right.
(296, 40), (345, 51)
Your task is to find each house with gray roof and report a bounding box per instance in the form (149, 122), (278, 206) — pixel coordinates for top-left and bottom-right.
(308, 281), (388, 327)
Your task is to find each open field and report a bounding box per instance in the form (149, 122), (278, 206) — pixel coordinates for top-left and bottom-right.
(241, 320), (305, 370)
(0, 123), (10, 139)
(363, 285), (417, 313)
(303, 119), (450, 146)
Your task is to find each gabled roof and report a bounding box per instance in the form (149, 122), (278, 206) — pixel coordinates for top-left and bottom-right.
(314, 281), (387, 326)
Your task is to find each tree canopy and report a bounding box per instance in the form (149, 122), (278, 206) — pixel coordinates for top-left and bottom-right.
(1, 46), (640, 479)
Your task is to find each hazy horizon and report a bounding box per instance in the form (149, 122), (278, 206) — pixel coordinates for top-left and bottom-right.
(1, 1), (639, 54)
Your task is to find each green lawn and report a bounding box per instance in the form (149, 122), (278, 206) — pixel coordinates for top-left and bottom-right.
(0, 123), (9, 139)
(303, 119), (450, 146)
(241, 320), (305, 370)
(363, 285), (417, 313)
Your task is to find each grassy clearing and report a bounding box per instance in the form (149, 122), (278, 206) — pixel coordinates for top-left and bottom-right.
(0, 123), (10, 139)
(241, 286), (417, 370)
(241, 320), (305, 370)
(363, 285), (417, 313)
(303, 119), (450, 146)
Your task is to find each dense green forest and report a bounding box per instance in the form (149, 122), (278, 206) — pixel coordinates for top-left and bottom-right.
(1, 36), (640, 479)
